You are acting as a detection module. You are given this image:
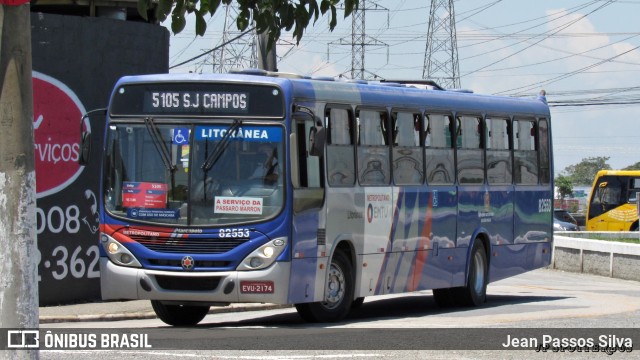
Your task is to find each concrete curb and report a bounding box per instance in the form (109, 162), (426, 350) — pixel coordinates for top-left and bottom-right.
(552, 232), (640, 281)
(40, 312), (158, 324)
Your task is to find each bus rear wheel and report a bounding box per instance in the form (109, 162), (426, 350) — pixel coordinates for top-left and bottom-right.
(151, 300), (210, 326)
(295, 250), (354, 322)
(455, 240), (488, 306)
(433, 240), (488, 308)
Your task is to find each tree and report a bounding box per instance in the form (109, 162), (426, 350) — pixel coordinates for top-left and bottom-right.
(137, 0), (360, 50)
(623, 161), (640, 170)
(562, 156), (611, 186)
(0, 2), (39, 358)
(555, 175), (573, 200)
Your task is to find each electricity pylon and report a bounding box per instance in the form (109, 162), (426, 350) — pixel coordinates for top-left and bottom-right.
(329, 0), (388, 80)
(197, 4), (258, 73)
(423, 0), (461, 88)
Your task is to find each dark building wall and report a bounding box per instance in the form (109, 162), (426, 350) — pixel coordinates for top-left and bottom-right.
(31, 12), (169, 305)
(32, 13), (169, 111)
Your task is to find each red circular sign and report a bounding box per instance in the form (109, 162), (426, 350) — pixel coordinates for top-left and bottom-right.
(33, 72), (89, 198)
(0, 0), (30, 5)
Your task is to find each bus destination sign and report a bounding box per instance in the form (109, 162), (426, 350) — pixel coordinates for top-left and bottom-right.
(110, 83), (284, 118)
(144, 91), (249, 114)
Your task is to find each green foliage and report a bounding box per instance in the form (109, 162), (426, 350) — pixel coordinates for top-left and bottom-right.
(568, 202), (579, 213)
(138, 0), (359, 49)
(562, 156), (612, 186)
(555, 175), (573, 200)
(622, 161), (640, 170)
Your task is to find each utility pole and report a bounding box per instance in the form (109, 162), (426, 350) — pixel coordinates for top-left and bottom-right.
(0, 2), (39, 359)
(423, 0), (461, 89)
(258, 32), (277, 72)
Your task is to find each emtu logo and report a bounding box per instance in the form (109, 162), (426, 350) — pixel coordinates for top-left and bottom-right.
(32, 72), (89, 198)
(367, 203), (374, 223)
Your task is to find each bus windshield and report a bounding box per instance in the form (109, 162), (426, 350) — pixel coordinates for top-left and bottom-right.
(103, 121), (284, 226)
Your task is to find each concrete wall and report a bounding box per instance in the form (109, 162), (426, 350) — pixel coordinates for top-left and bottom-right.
(552, 232), (640, 282)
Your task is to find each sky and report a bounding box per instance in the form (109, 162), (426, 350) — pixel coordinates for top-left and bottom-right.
(163, 0), (640, 177)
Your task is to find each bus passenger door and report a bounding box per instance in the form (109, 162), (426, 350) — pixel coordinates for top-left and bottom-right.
(288, 112), (327, 304)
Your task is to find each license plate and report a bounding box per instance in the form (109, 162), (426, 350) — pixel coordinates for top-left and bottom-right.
(240, 281), (274, 294)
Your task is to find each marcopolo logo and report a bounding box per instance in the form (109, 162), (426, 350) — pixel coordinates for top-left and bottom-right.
(33, 72), (89, 198)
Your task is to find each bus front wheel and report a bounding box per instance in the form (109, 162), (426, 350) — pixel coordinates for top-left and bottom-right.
(151, 300), (210, 326)
(295, 250), (354, 322)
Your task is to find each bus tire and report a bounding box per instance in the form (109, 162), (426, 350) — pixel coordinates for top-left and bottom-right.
(295, 250), (354, 322)
(151, 300), (210, 326)
(454, 240), (488, 307)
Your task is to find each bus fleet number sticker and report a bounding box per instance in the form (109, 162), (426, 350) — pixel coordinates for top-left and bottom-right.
(219, 228), (250, 238)
(538, 199), (552, 213)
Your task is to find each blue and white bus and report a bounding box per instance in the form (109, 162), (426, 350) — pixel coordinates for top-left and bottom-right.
(86, 70), (553, 326)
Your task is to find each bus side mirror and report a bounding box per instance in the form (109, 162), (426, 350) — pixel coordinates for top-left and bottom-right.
(77, 108), (106, 166)
(79, 131), (91, 165)
(309, 126), (325, 157)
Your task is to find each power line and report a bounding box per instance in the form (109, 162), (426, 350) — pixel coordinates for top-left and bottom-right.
(463, 0), (617, 76)
(495, 42), (640, 95)
(169, 27), (256, 70)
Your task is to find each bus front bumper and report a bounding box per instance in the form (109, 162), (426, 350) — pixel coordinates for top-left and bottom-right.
(100, 258), (291, 305)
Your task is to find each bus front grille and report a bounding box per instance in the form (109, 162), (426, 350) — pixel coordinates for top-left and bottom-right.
(131, 236), (248, 254)
(147, 259), (231, 268)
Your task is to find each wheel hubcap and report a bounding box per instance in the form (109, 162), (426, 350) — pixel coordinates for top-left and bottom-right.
(324, 262), (345, 309)
(473, 251), (486, 294)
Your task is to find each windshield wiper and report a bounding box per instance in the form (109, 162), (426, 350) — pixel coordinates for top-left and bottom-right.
(144, 117), (175, 172)
(201, 119), (242, 172)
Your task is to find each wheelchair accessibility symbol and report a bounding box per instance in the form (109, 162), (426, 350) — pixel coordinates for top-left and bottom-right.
(172, 128), (189, 145)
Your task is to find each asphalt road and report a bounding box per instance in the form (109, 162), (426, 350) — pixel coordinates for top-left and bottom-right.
(39, 268), (640, 359)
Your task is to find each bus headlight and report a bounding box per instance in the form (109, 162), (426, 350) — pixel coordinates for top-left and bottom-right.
(100, 233), (142, 268)
(237, 237), (287, 271)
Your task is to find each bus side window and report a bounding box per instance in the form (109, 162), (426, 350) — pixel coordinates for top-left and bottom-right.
(457, 115), (484, 185)
(357, 108), (390, 186)
(392, 111), (423, 185)
(424, 113), (454, 185)
(292, 112), (325, 213)
(486, 117), (512, 185)
(326, 107), (356, 187)
(513, 119), (538, 185)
